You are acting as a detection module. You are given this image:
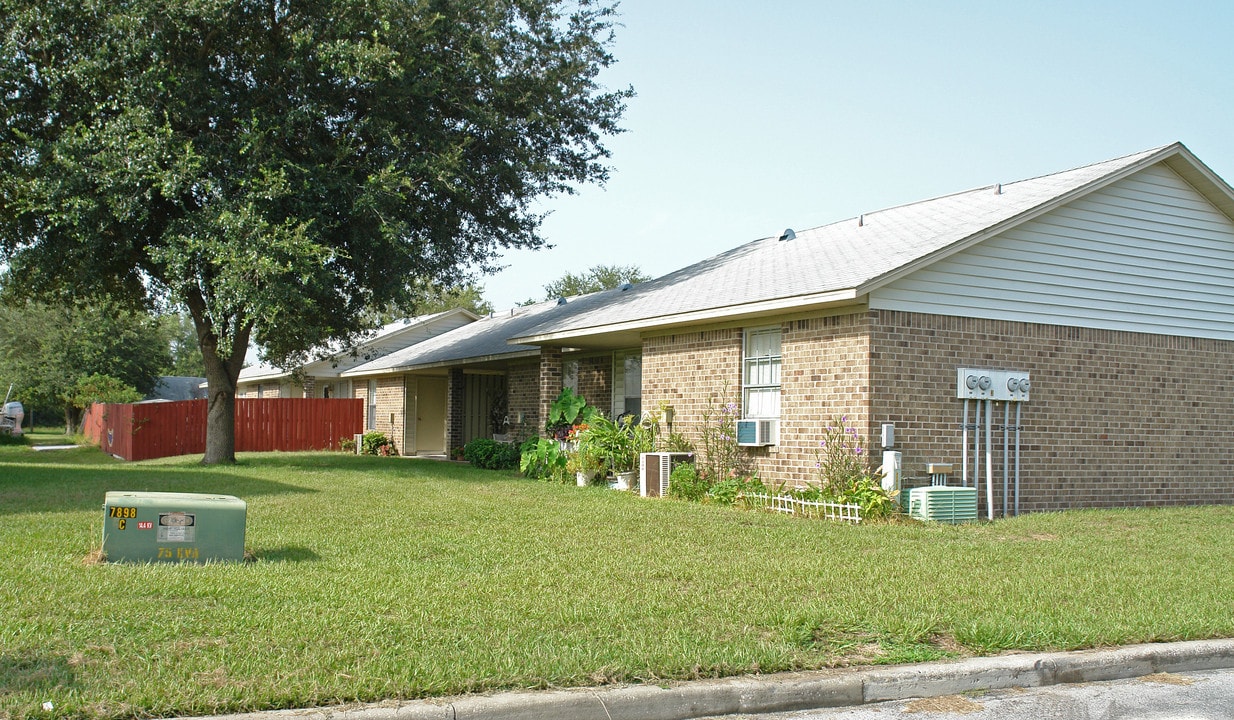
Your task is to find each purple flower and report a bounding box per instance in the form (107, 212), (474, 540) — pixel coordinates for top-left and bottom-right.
(819, 439), (827, 447)
(855, 447), (863, 455)
(841, 415), (848, 424)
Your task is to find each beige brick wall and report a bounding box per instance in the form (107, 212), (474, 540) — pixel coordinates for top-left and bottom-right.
(643, 316), (874, 488)
(576, 355), (612, 413)
(507, 360), (540, 441)
(643, 327), (742, 440)
(641, 308), (1234, 512)
(870, 309), (1234, 513)
(373, 376), (406, 454)
(773, 313), (873, 485)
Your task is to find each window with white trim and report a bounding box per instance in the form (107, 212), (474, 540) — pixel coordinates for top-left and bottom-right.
(611, 350), (642, 419)
(742, 327), (781, 419)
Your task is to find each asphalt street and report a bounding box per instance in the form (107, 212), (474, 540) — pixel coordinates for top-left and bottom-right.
(702, 667), (1234, 720)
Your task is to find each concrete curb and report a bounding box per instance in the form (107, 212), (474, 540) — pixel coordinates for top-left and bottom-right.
(198, 639), (1234, 720)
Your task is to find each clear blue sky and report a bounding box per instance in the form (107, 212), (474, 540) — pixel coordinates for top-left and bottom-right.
(480, 0), (1234, 310)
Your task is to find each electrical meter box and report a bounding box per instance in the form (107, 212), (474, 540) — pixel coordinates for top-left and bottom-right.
(102, 491), (246, 563)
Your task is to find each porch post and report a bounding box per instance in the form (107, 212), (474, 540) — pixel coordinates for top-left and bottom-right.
(446, 368), (465, 453)
(538, 346), (563, 431)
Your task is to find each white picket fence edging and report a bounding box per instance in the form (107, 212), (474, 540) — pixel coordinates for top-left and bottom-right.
(740, 492), (862, 524)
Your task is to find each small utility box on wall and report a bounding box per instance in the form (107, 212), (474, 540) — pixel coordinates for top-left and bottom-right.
(102, 491), (247, 563)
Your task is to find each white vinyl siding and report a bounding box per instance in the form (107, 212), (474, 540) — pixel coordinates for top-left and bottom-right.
(743, 327), (781, 419)
(870, 164), (1234, 340)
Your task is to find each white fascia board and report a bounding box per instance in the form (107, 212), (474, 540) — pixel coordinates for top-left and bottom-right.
(1163, 147), (1234, 223)
(338, 349), (542, 377)
(856, 144), (1184, 296)
(237, 368), (291, 383)
(508, 288), (861, 345)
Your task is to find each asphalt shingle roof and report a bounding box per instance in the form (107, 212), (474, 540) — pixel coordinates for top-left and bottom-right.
(342, 292), (624, 373)
(510, 145), (1176, 342)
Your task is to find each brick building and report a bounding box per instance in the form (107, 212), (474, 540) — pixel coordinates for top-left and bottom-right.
(500, 142), (1234, 514)
(299, 143), (1234, 515)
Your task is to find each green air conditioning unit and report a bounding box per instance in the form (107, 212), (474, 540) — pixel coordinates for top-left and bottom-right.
(908, 486), (978, 524)
(102, 491), (247, 563)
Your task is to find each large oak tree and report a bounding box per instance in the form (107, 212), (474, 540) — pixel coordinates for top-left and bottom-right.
(0, 0), (630, 462)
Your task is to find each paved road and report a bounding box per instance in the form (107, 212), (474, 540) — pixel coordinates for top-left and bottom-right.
(698, 667), (1234, 720)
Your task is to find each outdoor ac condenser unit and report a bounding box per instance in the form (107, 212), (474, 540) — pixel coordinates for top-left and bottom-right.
(639, 452), (695, 498)
(736, 419), (777, 447)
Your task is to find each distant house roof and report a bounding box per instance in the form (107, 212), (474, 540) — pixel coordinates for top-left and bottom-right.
(342, 291), (633, 375)
(509, 142), (1234, 346)
(147, 376), (207, 401)
(237, 308), (478, 383)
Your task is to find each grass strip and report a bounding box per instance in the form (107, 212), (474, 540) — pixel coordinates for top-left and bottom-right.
(1, 430), (1231, 719)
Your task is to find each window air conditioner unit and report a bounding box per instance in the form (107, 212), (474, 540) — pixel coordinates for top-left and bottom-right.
(736, 419), (777, 447)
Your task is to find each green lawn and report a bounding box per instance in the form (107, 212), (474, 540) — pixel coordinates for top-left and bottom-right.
(2, 429), (1233, 720)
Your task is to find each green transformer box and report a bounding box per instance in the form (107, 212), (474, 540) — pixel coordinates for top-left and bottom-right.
(102, 491), (247, 563)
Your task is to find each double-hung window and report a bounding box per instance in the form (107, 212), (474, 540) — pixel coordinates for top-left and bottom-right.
(611, 350), (642, 419)
(742, 327), (781, 419)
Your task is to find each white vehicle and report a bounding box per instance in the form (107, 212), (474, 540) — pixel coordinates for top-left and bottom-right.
(1, 384), (23, 436)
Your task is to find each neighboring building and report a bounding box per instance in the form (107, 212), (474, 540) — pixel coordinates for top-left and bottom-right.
(341, 292), (641, 455)
(235, 309), (477, 402)
(148, 376), (208, 402)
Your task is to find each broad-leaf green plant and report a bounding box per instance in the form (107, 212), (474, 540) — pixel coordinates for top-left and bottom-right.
(545, 388), (598, 439)
(519, 437), (568, 482)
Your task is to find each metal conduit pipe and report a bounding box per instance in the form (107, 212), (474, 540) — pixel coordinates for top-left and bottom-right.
(973, 399), (982, 495)
(961, 400), (970, 487)
(1014, 403), (1022, 516)
(1003, 401), (1010, 519)
(985, 398), (994, 521)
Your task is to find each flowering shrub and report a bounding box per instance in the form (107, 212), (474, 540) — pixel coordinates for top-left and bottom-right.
(813, 416), (893, 519)
(697, 391), (751, 483)
(361, 431), (393, 456)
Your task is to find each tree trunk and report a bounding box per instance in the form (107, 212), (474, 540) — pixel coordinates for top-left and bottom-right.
(186, 290), (252, 465)
(202, 355), (238, 464)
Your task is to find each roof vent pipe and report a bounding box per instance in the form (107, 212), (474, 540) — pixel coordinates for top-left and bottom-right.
(778, 228), (796, 242)
(618, 282), (633, 291)
(859, 214), (865, 227)
(556, 297), (568, 305)
(995, 183), (1002, 195)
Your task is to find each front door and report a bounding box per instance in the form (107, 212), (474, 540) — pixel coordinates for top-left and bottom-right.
(414, 376), (447, 455)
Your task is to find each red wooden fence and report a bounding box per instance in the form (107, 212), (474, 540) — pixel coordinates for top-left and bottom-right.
(81, 398), (364, 461)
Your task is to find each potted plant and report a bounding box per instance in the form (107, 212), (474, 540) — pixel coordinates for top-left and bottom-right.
(566, 441), (603, 487)
(581, 414), (655, 490)
(576, 416), (627, 487)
